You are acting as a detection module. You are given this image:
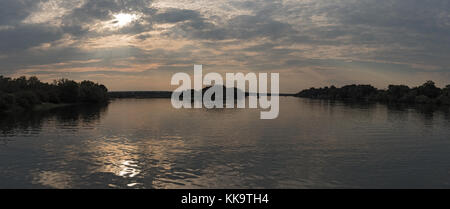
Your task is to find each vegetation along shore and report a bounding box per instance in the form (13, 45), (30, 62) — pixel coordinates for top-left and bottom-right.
(2, 75), (450, 115)
(296, 81), (450, 105)
(0, 75), (108, 114)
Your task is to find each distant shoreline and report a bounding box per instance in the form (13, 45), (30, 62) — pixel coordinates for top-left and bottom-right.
(295, 81), (450, 106)
(108, 91), (296, 99)
(108, 80), (450, 107)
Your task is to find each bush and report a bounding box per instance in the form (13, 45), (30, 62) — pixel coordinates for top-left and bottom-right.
(35, 90), (50, 103)
(15, 91), (41, 109)
(417, 81), (441, 98)
(438, 86), (450, 105)
(57, 79), (80, 103)
(414, 95), (432, 104)
(79, 81), (108, 103)
(0, 93), (15, 110)
(438, 96), (450, 105)
(48, 90), (61, 104)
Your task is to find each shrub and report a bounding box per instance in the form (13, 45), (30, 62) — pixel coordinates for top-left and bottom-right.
(417, 81), (441, 98)
(56, 79), (80, 103)
(0, 93), (15, 110)
(415, 95), (432, 104)
(15, 91), (40, 109)
(79, 81), (108, 103)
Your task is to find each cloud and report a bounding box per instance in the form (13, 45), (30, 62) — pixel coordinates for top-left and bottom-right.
(0, 24), (63, 53)
(0, 0), (450, 91)
(153, 8), (203, 24)
(0, 0), (39, 25)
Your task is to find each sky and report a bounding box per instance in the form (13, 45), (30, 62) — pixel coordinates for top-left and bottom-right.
(0, 0), (449, 92)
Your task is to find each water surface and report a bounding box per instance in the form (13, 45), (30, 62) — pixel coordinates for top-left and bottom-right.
(1, 97), (450, 188)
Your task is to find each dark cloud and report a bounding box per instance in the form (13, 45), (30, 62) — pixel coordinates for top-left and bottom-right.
(324, 0), (450, 68)
(161, 12), (295, 41)
(153, 8), (203, 24)
(0, 25), (63, 53)
(0, 0), (38, 25)
(225, 15), (294, 40)
(0, 0), (63, 54)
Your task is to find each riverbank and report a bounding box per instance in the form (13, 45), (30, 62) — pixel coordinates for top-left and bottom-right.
(109, 91), (296, 99)
(295, 81), (450, 106)
(32, 103), (76, 111)
(109, 91), (172, 99)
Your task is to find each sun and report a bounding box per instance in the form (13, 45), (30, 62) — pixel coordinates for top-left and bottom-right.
(112, 13), (138, 28)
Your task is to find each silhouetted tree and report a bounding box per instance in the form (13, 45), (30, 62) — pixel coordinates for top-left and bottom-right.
(56, 79), (80, 103)
(296, 81), (450, 105)
(439, 85), (450, 105)
(417, 80), (441, 99)
(79, 81), (108, 103)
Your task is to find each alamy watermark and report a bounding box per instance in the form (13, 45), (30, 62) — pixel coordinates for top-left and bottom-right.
(171, 65), (280, 120)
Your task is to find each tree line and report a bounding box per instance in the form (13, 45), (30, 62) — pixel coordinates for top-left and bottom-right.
(296, 81), (450, 105)
(0, 75), (108, 113)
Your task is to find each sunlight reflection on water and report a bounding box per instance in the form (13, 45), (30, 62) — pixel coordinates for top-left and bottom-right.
(1, 98), (450, 188)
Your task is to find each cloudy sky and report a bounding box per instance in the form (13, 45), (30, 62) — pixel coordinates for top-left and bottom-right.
(0, 0), (449, 92)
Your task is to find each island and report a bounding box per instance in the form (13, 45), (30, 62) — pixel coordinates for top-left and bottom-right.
(109, 86), (295, 99)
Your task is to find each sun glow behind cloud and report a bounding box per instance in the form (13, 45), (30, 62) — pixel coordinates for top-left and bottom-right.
(111, 13), (139, 28)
